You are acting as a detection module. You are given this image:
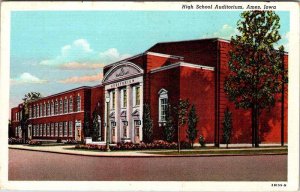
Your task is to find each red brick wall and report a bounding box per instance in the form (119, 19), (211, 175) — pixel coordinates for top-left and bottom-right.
(179, 66), (215, 143)
(148, 67), (180, 140)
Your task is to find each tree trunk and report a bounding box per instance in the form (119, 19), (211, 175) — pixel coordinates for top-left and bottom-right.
(253, 106), (260, 148)
(251, 109), (255, 147)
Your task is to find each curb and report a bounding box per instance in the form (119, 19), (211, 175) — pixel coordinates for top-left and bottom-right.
(9, 147), (288, 158)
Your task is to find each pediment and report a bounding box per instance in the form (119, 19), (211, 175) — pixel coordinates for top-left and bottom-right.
(103, 62), (143, 83)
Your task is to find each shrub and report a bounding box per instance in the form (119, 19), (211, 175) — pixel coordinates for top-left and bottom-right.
(28, 140), (42, 146)
(8, 137), (29, 144)
(56, 138), (62, 143)
(199, 135), (206, 147)
(64, 139), (78, 145)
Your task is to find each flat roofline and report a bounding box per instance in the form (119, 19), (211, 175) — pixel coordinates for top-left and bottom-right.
(149, 37), (230, 46)
(27, 86), (92, 104)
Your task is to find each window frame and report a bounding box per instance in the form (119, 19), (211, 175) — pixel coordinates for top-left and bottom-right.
(158, 89), (168, 124)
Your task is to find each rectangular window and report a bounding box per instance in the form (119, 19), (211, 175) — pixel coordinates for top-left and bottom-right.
(121, 89), (127, 108)
(59, 122), (63, 137)
(123, 126), (127, 137)
(64, 122), (68, 136)
(33, 125), (35, 136)
(51, 102), (54, 115)
(40, 124), (43, 136)
(29, 106), (32, 118)
(15, 127), (18, 137)
(55, 101), (58, 115)
(47, 103), (50, 116)
(110, 91), (115, 109)
(69, 98), (73, 113)
(15, 112), (18, 121)
(43, 104), (46, 116)
(37, 105), (40, 117)
(69, 121), (73, 137)
(59, 99), (63, 114)
(55, 123), (59, 137)
(47, 124), (50, 136)
(33, 106), (36, 118)
(160, 98), (168, 122)
(51, 123), (54, 137)
(76, 96), (81, 111)
(64, 99), (68, 113)
(136, 86), (140, 106)
(43, 124), (47, 136)
(39, 104), (42, 117)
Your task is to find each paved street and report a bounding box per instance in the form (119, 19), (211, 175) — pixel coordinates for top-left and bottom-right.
(9, 149), (287, 181)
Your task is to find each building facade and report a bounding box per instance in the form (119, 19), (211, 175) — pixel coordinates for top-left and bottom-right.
(10, 38), (288, 145)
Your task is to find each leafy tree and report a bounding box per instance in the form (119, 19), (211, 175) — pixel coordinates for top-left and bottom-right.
(174, 99), (190, 153)
(187, 105), (198, 148)
(20, 92), (42, 142)
(222, 107), (232, 149)
(224, 11), (287, 147)
(83, 112), (91, 139)
(143, 104), (153, 143)
(91, 110), (101, 141)
(163, 104), (175, 142)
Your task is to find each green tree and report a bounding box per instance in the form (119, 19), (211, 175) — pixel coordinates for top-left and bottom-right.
(222, 107), (232, 149)
(20, 92), (42, 142)
(186, 105), (198, 148)
(143, 104), (153, 143)
(163, 104), (175, 142)
(174, 99), (190, 153)
(83, 112), (90, 140)
(224, 11), (287, 147)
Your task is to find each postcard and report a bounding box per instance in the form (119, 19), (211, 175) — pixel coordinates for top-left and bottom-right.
(0, 1), (299, 191)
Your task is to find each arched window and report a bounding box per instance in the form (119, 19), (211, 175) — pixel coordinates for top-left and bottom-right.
(158, 88), (168, 124)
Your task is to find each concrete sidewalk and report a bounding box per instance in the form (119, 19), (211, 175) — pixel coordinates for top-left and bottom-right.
(8, 144), (287, 157)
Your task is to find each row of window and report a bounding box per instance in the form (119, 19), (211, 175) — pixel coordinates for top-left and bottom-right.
(110, 85), (140, 110)
(25, 96), (81, 120)
(32, 121), (73, 137)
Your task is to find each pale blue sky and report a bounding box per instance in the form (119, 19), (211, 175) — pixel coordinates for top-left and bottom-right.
(10, 11), (290, 112)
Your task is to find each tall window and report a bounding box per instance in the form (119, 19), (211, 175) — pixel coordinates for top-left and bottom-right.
(15, 127), (18, 137)
(121, 89), (127, 108)
(40, 104), (43, 117)
(36, 125), (39, 136)
(47, 103), (50, 116)
(64, 99), (68, 113)
(37, 105), (40, 117)
(33, 105), (36, 118)
(158, 89), (168, 123)
(69, 121), (73, 137)
(55, 100), (58, 115)
(110, 91), (115, 109)
(47, 124), (50, 136)
(64, 122), (68, 136)
(69, 97), (73, 113)
(43, 104), (46, 116)
(51, 101), (54, 115)
(43, 124), (47, 136)
(51, 123), (54, 137)
(133, 86), (140, 106)
(33, 125), (35, 136)
(59, 122), (63, 137)
(76, 95), (81, 111)
(29, 106), (32, 118)
(40, 124), (43, 136)
(55, 123), (59, 137)
(59, 99), (63, 114)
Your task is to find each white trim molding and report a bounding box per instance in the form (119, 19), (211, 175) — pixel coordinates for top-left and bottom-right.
(150, 62), (215, 74)
(146, 51), (184, 60)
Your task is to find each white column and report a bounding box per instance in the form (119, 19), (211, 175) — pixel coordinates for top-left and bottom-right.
(115, 88), (120, 142)
(139, 82), (144, 141)
(127, 85), (133, 141)
(104, 90), (109, 143)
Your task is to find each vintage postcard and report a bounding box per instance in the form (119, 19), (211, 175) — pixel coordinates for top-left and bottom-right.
(0, 1), (299, 191)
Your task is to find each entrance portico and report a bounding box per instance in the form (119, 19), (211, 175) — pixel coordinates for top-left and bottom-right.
(102, 62), (144, 143)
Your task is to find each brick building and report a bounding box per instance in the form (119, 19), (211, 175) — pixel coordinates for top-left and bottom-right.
(10, 38), (288, 145)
